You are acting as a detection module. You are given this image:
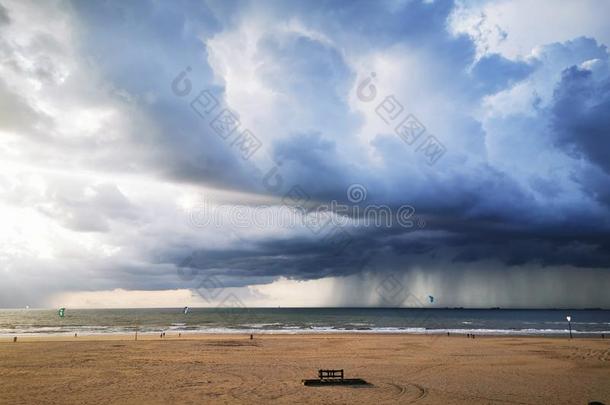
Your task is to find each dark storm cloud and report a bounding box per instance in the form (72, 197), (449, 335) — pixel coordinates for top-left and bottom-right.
(167, 206), (610, 291)
(552, 65), (610, 174)
(142, 1), (610, 285)
(3, 0), (610, 308)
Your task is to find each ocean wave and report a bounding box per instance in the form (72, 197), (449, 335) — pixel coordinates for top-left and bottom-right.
(3, 325), (610, 337)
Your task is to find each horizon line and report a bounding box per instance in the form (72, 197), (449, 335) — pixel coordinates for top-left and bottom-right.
(1, 306), (608, 311)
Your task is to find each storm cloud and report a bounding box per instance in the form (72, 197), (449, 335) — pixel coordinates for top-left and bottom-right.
(1, 0), (609, 308)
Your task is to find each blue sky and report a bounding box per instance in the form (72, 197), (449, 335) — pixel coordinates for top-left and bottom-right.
(1, 0), (609, 308)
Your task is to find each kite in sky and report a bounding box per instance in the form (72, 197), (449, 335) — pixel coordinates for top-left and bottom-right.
(58, 308), (65, 318)
(183, 306), (189, 315)
(428, 296), (434, 303)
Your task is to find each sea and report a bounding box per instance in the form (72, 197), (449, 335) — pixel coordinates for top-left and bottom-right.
(1, 308), (609, 337)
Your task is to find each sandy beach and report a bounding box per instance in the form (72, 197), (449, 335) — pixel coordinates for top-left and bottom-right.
(0, 334), (608, 404)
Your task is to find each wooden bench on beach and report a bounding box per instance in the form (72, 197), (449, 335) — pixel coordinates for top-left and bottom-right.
(303, 369), (368, 386)
(318, 369), (344, 381)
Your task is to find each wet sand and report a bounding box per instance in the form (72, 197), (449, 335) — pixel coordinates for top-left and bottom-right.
(0, 334), (609, 404)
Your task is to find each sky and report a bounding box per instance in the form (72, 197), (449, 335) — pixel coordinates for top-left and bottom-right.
(1, 0), (609, 308)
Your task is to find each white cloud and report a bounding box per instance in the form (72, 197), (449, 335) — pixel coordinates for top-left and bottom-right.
(450, 0), (610, 59)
